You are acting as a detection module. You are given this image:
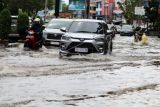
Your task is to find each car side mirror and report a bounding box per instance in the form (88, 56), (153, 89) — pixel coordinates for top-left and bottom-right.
(42, 25), (46, 30)
(60, 27), (67, 32)
(107, 30), (112, 34)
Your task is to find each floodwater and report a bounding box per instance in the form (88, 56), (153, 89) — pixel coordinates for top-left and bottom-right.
(0, 35), (160, 107)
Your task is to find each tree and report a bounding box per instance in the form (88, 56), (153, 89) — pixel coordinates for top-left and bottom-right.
(7, 0), (54, 15)
(0, 0), (9, 11)
(0, 8), (11, 40)
(144, 0), (159, 29)
(17, 12), (29, 39)
(62, 2), (69, 13)
(117, 0), (140, 24)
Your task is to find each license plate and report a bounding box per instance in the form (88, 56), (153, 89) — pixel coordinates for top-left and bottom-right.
(75, 48), (88, 53)
(50, 42), (59, 45)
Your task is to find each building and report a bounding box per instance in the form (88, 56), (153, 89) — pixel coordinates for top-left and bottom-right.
(89, 0), (115, 20)
(89, 0), (96, 18)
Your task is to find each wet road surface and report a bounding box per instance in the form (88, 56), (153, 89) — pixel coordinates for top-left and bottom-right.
(0, 35), (160, 107)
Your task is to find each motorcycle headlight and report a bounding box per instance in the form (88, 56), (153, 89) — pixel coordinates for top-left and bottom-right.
(61, 35), (71, 40)
(95, 38), (104, 42)
(28, 31), (34, 35)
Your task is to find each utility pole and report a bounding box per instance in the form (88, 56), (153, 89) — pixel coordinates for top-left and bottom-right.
(55, 0), (60, 18)
(86, 0), (90, 19)
(44, 0), (48, 22)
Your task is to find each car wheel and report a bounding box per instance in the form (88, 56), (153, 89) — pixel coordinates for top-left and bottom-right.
(100, 42), (107, 55)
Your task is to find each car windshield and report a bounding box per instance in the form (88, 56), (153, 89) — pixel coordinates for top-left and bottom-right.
(47, 20), (72, 29)
(122, 25), (132, 30)
(68, 21), (107, 34)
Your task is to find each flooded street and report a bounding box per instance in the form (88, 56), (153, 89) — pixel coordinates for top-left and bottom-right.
(0, 35), (160, 107)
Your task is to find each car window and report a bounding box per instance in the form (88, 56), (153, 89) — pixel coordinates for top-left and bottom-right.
(69, 21), (107, 34)
(47, 20), (72, 29)
(122, 25), (132, 30)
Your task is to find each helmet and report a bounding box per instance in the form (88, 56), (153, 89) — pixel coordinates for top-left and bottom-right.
(34, 18), (40, 22)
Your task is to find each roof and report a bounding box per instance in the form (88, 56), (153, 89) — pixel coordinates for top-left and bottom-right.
(50, 18), (73, 21)
(73, 19), (106, 23)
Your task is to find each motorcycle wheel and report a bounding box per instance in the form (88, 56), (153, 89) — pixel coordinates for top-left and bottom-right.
(24, 43), (30, 51)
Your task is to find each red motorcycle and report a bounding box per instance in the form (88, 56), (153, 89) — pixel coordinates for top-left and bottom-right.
(24, 30), (43, 50)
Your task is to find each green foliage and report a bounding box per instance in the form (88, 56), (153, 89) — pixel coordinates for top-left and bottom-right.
(0, 0), (9, 12)
(144, 0), (159, 23)
(0, 8), (11, 40)
(6, 0), (54, 15)
(144, 0), (159, 31)
(117, 0), (140, 24)
(17, 12), (29, 39)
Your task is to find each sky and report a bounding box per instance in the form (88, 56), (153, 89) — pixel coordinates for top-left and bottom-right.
(63, 0), (69, 4)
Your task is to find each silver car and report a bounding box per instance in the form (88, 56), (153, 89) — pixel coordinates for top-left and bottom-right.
(43, 18), (73, 46)
(59, 19), (113, 57)
(120, 24), (134, 36)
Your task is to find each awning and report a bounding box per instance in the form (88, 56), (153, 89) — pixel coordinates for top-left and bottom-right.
(113, 10), (123, 14)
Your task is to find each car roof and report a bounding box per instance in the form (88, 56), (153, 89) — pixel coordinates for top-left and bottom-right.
(50, 18), (73, 21)
(73, 19), (106, 23)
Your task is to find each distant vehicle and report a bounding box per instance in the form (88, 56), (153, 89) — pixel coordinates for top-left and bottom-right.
(42, 18), (73, 46)
(9, 16), (19, 42)
(112, 20), (122, 34)
(59, 19), (113, 57)
(9, 15), (32, 42)
(120, 25), (134, 36)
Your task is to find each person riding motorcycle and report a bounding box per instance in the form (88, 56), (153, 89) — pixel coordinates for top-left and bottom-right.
(30, 18), (43, 42)
(134, 27), (148, 45)
(134, 27), (143, 42)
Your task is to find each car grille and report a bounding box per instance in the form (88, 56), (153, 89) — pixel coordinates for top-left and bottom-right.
(47, 33), (62, 40)
(66, 42), (97, 54)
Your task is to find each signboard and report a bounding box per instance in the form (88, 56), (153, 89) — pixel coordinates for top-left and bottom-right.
(69, 0), (86, 10)
(135, 7), (145, 15)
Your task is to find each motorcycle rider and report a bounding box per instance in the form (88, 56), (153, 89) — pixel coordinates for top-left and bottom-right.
(134, 27), (143, 42)
(30, 18), (43, 43)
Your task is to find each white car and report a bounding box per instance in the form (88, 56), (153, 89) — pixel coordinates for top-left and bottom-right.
(43, 18), (73, 46)
(120, 25), (134, 36)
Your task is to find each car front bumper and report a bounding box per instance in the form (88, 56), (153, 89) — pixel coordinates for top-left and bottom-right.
(59, 39), (105, 55)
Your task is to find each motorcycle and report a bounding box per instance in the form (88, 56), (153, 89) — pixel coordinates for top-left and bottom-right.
(24, 30), (43, 50)
(134, 27), (143, 42)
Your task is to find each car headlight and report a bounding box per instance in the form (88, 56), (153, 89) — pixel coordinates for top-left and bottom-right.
(61, 35), (71, 40)
(95, 38), (104, 42)
(43, 32), (47, 37)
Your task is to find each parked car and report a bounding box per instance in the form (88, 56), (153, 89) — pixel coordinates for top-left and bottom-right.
(120, 24), (134, 36)
(8, 16), (20, 42)
(43, 18), (73, 46)
(59, 19), (113, 57)
(9, 15), (32, 42)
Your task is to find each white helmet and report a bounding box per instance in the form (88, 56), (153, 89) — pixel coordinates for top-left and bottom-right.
(34, 18), (40, 22)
